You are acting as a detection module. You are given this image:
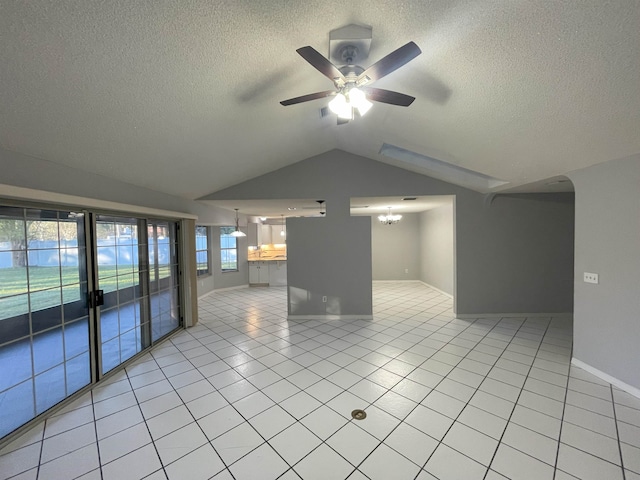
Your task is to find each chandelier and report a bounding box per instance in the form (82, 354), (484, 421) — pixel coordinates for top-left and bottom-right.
(378, 207), (402, 225)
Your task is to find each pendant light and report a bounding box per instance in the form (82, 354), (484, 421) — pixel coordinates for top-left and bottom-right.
(378, 207), (402, 225)
(280, 214), (286, 237)
(230, 208), (246, 237)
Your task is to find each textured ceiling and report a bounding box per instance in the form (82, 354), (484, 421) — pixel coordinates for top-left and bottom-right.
(1, 1), (639, 200)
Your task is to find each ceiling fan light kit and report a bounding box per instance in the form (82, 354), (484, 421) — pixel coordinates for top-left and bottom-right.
(280, 25), (421, 124)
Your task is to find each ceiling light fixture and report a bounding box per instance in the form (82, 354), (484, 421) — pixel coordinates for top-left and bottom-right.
(328, 87), (373, 119)
(378, 207), (402, 225)
(280, 214), (286, 237)
(230, 208), (246, 237)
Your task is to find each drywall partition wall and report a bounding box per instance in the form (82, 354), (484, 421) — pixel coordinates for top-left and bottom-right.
(371, 212), (420, 280)
(419, 203), (454, 295)
(456, 193), (575, 314)
(211, 226), (249, 291)
(202, 149), (575, 315)
(287, 209), (372, 318)
(569, 154), (640, 391)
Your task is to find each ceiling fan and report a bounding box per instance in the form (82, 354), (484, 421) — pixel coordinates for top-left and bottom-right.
(280, 41), (422, 124)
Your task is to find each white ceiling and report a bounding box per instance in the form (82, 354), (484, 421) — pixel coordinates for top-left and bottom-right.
(1, 1), (639, 200)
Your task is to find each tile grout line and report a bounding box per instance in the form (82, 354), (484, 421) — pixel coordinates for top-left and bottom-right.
(480, 315), (554, 479)
(611, 384), (627, 480)
(551, 326), (573, 480)
(89, 390), (105, 480)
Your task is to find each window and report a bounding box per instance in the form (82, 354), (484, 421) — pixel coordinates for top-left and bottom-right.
(220, 226), (238, 272)
(195, 226), (209, 276)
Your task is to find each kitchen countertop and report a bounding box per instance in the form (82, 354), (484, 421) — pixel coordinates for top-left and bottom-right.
(248, 258), (287, 262)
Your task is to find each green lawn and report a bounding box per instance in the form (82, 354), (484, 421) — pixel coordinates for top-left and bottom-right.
(0, 265), (172, 319)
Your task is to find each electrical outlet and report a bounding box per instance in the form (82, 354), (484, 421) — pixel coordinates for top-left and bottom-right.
(584, 272), (599, 284)
(322, 296), (327, 302)
(405, 268), (409, 274)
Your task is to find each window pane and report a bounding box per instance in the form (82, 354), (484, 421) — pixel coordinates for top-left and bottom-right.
(195, 226), (210, 276)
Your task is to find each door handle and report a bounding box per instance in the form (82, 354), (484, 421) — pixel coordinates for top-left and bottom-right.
(89, 289), (104, 308)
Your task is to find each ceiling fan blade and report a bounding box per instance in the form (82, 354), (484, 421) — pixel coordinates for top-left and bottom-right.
(297, 46), (346, 84)
(357, 41), (421, 85)
(362, 87), (416, 106)
(280, 90), (336, 106)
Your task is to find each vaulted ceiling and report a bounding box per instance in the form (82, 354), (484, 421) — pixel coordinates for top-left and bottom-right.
(1, 1), (638, 200)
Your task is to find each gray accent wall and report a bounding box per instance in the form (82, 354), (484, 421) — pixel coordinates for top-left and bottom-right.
(569, 154), (640, 390)
(371, 213), (420, 281)
(458, 193), (575, 314)
(205, 149), (575, 316)
(419, 203), (455, 295)
(0, 147), (241, 225)
(288, 211), (372, 317)
(210, 226), (249, 291)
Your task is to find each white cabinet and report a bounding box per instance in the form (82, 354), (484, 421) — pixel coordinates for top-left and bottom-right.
(248, 223), (259, 246)
(249, 262), (269, 285)
(249, 261), (287, 286)
(260, 225), (272, 245)
(248, 224), (279, 246)
(268, 261), (287, 286)
(271, 225), (286, 242)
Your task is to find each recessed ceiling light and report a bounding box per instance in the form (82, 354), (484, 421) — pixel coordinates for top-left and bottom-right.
(287, 207), (297, 211)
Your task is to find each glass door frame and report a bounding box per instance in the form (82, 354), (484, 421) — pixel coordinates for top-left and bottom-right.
(0, 199), (186, 447)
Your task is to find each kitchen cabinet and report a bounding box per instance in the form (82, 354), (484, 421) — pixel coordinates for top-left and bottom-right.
(271, 225), (286, 242)
(249, 261), (287, 286)
(247, 223), (272, 247)
(268, 261), (287, 286)
(248, 223), (259, 246)
(260, 225), (272, 245)
(249, 261), (269, 285)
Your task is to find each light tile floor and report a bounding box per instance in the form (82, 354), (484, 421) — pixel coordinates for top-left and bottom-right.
(1, 282), (640, 480)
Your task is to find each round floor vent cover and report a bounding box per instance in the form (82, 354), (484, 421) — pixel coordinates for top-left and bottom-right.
(351, 409), (367, 420)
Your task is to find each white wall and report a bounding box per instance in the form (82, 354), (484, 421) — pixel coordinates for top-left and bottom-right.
(419, 203), (454, 295)
(569, 154), (640, 391)
(371, 213), (420, 281)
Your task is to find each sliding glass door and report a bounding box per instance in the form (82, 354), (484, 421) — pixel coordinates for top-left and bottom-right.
(0, 207), (91, 438)
(95, 215), (151, 374)
(0, 205), (183, 440)
(149, 220), (181, 342)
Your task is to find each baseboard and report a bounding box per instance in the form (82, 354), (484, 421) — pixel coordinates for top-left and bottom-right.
(287, 315), (373, 321)
(571, 358), (640, 400)
(419, 281), (454, 299)
(198, 284), (249, 299)
(373, 280), (422, 283)
(455, 312), (572, 319)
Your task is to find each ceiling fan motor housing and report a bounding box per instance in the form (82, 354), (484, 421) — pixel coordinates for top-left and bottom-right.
(329, 24), (372, 65)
